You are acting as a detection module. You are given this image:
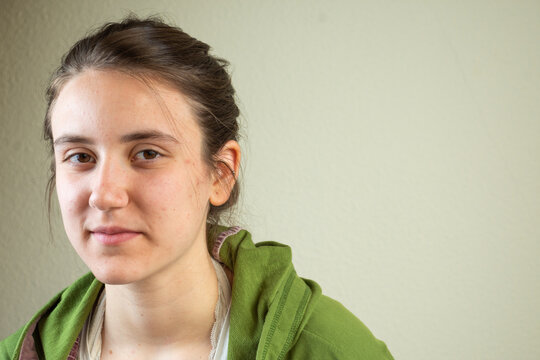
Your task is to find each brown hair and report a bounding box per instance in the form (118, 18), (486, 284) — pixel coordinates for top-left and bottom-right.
(44, 16), (240, 232)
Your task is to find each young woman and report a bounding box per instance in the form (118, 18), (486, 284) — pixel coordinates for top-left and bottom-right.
(0, 17), (393, 360)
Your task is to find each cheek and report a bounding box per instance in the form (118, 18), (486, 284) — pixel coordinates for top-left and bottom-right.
(142, 169), (212, 217)
(55, 173), (89, 219)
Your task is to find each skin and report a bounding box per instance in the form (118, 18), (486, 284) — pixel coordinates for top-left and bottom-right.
(50, 69), (240, 359)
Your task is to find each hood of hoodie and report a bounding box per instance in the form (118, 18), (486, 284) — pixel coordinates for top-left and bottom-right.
(4, 227), (322, 360)
(211, 227), (322, 360)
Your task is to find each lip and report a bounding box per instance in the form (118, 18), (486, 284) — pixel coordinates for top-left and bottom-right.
(90, 226), (141, 245)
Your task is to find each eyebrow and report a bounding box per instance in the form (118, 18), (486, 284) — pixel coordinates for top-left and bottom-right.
(53, 130), (180, 147)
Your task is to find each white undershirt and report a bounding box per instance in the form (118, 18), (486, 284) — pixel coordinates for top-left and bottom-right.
(78, 258), (231, 360)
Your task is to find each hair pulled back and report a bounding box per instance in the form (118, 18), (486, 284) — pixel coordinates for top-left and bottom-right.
(44, 16), (240, 229)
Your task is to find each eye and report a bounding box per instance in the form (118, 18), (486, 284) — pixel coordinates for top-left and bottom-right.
(133, 149), (161, 161)
(66, 153), (95, 164)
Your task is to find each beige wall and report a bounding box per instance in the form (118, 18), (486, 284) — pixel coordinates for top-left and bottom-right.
(1, 1), (539, 358)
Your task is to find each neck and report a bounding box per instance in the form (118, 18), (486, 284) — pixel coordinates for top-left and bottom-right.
(101, 240), (218, 352)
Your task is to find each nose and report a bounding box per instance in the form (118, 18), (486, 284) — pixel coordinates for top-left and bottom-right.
(89, 160), (129, 211)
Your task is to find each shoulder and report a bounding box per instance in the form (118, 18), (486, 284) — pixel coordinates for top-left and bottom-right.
(0, 272), (101, 360)
(291, 294), (394, 359)
(0, 326), (24, 359)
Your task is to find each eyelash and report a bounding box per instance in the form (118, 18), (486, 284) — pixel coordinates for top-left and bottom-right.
(63, 149), (163, 165)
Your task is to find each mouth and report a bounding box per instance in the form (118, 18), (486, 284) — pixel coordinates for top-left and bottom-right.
(90, 226), (141, 245)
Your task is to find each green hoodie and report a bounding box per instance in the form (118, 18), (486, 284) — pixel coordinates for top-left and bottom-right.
(1, 227), (394, 359)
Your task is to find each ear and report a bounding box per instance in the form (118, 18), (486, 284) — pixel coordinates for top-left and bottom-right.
(210, 140), (241, 207)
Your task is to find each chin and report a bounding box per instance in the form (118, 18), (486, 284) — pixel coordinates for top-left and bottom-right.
(90, 264), (144, 285)
(95, 275), (133, 285)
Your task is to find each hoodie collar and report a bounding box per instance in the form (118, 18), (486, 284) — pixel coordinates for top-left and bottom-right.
(212, 227), (321, 360)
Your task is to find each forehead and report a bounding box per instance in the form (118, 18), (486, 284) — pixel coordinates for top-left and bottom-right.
(50, 69), (199, 142)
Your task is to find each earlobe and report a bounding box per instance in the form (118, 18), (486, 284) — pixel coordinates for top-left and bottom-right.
(209, 140), (241, 207)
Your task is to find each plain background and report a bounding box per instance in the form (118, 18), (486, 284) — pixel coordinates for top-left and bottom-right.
(1, 1), (539, 359)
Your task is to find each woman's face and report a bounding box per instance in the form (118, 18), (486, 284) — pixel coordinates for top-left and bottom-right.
(51, 69), (216, 285)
